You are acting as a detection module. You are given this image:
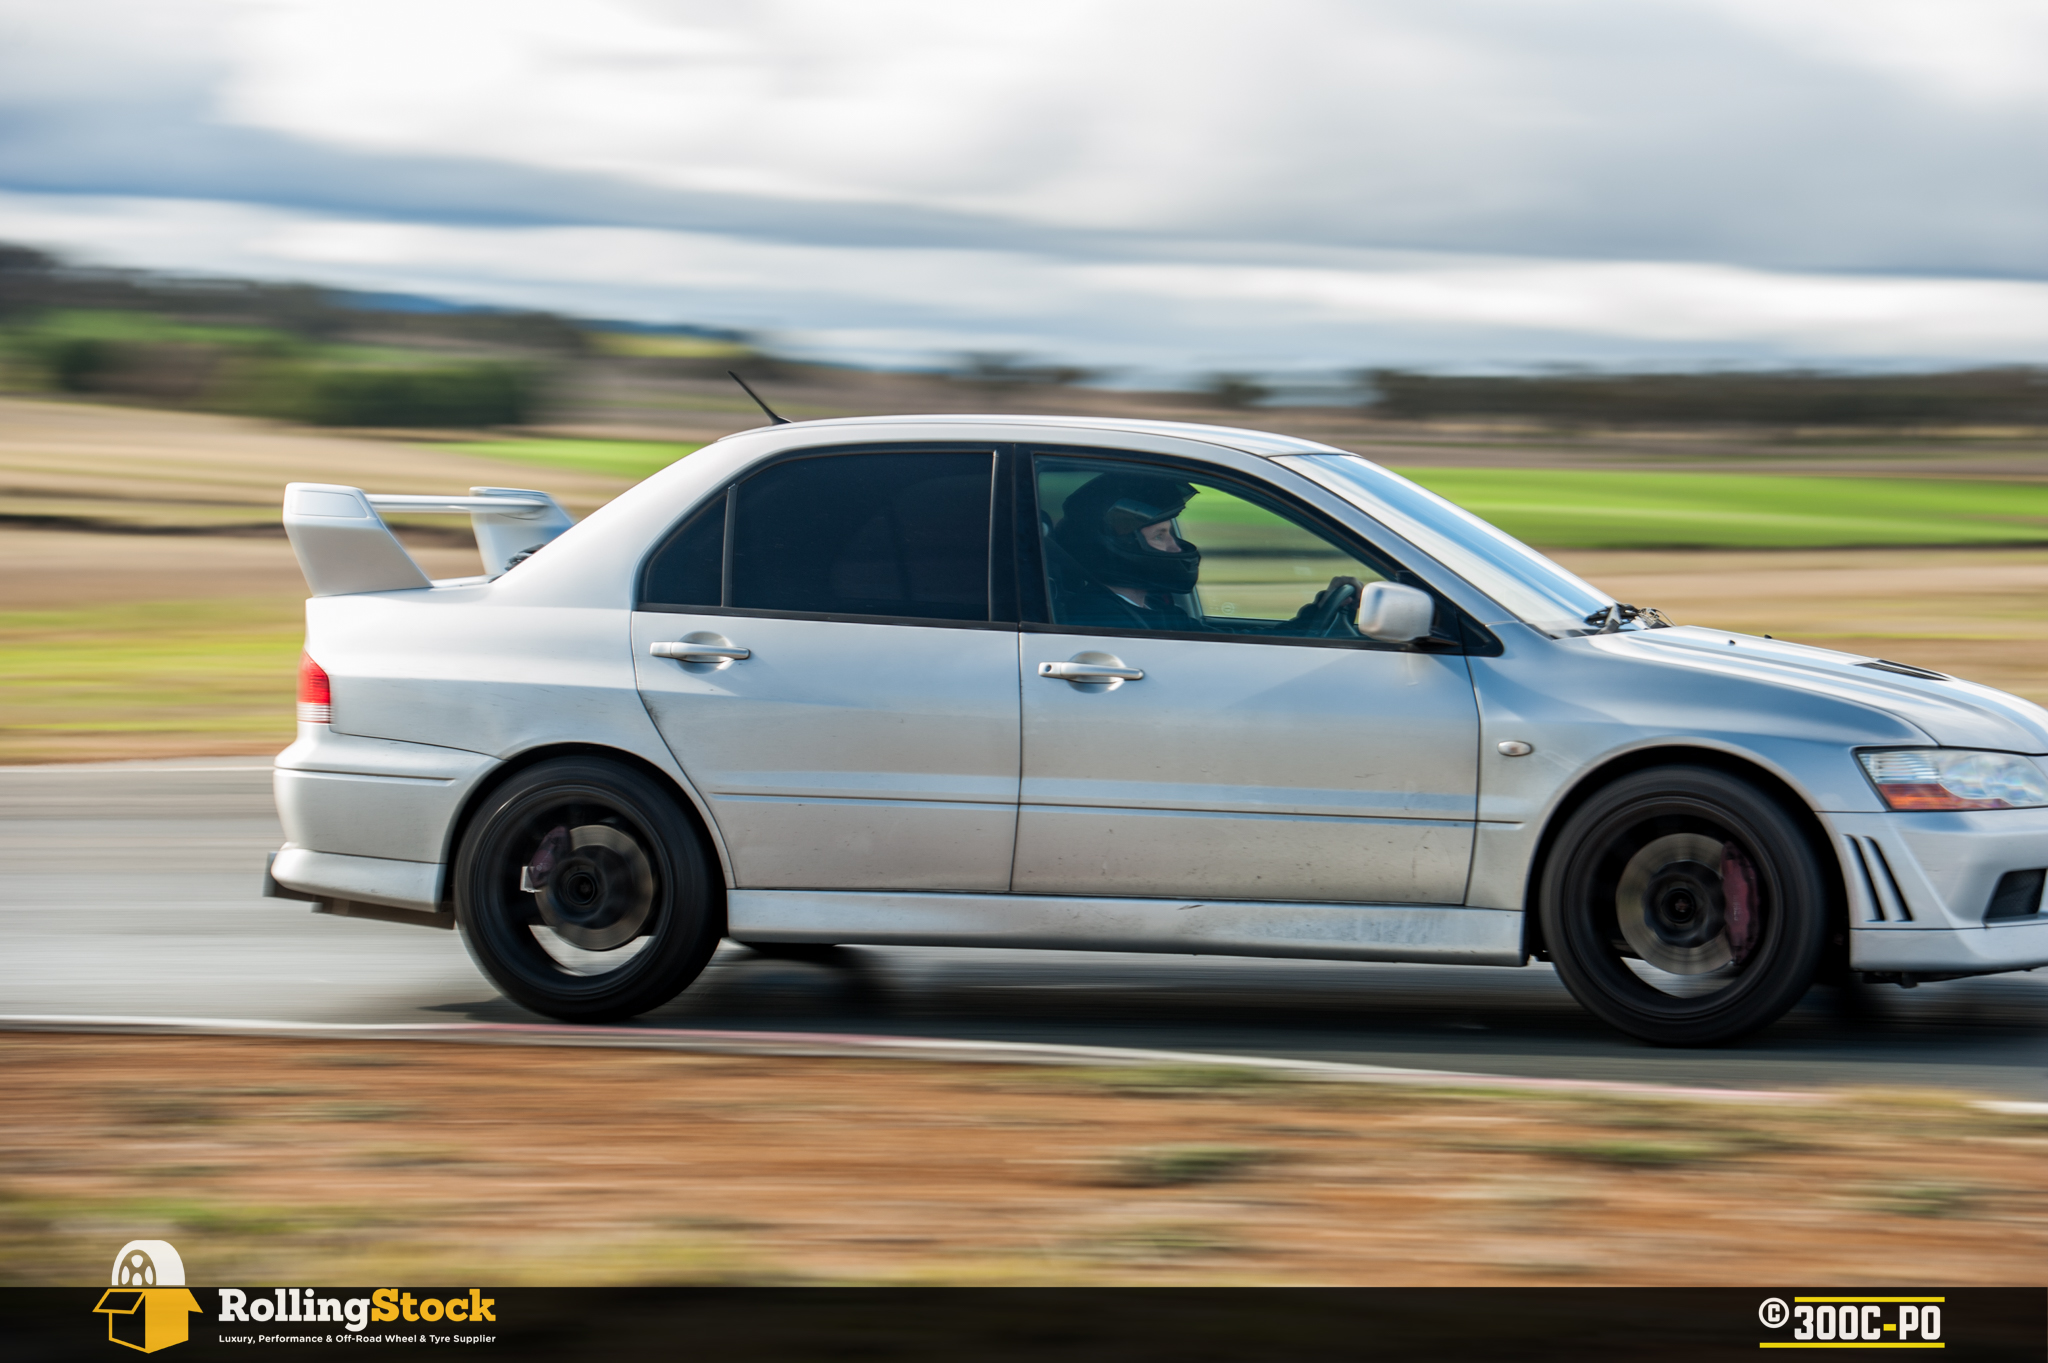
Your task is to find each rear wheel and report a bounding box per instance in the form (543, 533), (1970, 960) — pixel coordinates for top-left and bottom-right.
(454, 757), (720, 1022)
(1539, 766), (1828, 1046)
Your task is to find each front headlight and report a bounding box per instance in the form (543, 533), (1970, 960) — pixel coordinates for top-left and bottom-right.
(1858, 749), (2048, 811)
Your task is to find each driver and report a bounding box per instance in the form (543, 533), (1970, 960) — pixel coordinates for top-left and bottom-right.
(1047, 472), (1364, 635)
(1047, 473), (1204, 628)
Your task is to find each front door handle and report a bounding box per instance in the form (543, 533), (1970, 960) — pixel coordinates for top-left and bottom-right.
(651, 641), (751, 664)
(1038, 660), (1143, 682)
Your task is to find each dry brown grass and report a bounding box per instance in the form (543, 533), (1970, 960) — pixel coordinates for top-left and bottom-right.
(0, 396), (638, 533)
(4, 1034), (2044, 1286)
(1556, 547), (2048, 706)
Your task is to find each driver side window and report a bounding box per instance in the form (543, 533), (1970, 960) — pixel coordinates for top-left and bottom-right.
(1034, 454), (1396, 638)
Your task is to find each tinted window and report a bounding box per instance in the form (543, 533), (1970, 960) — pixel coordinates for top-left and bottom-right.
(729, 451), (993, 621)
(640, 489), (726, 608)
(1036, 453), (1448, 642)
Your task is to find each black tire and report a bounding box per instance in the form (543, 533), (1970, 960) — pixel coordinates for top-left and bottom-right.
(1539, 766), (1828, 1046)
(454, 757), (720, 1022)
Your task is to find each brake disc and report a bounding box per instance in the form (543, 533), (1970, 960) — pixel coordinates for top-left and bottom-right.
(531, 823), (655, 951)
(1615, 832), (1735, 974)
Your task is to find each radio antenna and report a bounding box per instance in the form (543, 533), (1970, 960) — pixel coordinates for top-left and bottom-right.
(727, 371), (790, 425)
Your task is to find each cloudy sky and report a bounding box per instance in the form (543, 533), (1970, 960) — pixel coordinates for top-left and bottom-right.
(5, 0), (2048, 379)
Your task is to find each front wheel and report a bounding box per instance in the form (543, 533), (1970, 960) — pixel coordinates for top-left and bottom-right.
(1539, 766), (1828, 1046)
(454, 757), (720, 1022)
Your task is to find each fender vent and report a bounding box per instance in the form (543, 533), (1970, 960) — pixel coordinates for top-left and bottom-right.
(1985, 868), (2046, 922)
(1847, 836), (1915, 922)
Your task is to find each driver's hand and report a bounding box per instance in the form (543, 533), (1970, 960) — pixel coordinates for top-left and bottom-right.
(1289, 576), (1363, 635)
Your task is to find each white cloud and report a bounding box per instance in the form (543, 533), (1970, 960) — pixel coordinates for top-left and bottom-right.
(0, 0), (235, 100)
(191, 0), (2048, 273)
(1700, 0), (2048, 108)
(13, 190), (2048, 376)
(1086, 255), (2048, 354)
(7, 1), (2048, 371)
(212, 1), (1558, 231)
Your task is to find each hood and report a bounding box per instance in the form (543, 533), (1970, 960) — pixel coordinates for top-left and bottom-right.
(1601, 627), (2048, 753)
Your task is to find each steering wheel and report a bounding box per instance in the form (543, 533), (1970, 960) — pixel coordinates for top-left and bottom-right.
(1296, 576), (1363, 637)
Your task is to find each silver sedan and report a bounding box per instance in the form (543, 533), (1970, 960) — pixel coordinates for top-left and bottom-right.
(264, 416), (2048, 1044)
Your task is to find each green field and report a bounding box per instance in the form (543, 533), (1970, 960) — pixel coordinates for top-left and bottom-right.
(1055, 463), (2048, 551)
(1393, 468), (2048, 549)
(437, 443), (2048, 552)
(443, 437), (704, 481)
(0, 598), (304, 762)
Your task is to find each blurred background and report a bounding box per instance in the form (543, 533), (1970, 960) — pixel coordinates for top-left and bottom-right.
(5, 0), (2048, 757)
(9, 4), (2048, 1291)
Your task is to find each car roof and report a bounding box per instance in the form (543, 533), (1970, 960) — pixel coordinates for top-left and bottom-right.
(715, 413), (1350, 459)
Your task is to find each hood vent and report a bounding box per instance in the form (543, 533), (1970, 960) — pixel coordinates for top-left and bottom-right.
(1859, 659), (1949, 681)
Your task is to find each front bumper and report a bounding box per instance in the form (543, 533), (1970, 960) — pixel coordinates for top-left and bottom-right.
(1827, 807), (2048, 976)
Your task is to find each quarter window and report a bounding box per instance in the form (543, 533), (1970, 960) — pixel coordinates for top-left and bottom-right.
(639, 489), (725, 609)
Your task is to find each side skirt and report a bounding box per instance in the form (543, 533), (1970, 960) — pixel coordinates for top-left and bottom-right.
(729, 890), (1527, 966)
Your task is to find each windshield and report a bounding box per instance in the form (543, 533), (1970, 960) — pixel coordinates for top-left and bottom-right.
(1284, 453), (1616, 636)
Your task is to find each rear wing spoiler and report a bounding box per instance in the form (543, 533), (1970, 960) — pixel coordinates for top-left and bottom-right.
(282, 483), (574, 596)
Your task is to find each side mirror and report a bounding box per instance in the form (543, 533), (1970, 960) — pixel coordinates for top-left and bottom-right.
(1355, 581), (1435, 643)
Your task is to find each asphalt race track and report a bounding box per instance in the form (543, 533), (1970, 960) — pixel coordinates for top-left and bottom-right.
(5, 761), (2046, 1098)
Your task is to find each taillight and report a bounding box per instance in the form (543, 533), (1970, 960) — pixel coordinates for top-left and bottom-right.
(297, 652), (332, 724)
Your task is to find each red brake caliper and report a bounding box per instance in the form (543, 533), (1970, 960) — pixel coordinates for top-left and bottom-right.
(1720, 841), (1760, 967)
(520, 825), (570, 894)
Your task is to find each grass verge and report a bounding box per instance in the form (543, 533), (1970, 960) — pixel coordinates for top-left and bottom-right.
(0, 597), (300, 762)
(1396, 467), (2048, 549)
(439, 437), (704, 481)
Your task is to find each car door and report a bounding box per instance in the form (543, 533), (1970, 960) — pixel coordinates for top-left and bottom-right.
(1013, 449), (1480, 904)
(632, 446), (1020, 891)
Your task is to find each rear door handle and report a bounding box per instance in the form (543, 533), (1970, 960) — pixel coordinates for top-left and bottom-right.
(651, 642), (751, 663)
(1038, 661), (1143, 682)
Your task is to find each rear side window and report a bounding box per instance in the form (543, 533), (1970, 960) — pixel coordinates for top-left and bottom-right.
(640, 450), (996, 622)
(639, 489), (725, 609)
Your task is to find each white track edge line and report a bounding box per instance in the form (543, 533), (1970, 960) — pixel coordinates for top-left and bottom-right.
(0, 1012), (1837, 1105)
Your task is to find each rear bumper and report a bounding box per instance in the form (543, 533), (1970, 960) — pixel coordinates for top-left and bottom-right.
(269, 846), (446, 913)
(268, 724), (498, 914)
(274, 724), (498, 863)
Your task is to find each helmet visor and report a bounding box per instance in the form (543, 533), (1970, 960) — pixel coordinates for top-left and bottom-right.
(1103, 493), (1191, 536)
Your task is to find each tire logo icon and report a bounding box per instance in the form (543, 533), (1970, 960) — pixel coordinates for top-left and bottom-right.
(1760, 1298), (1791, 1329)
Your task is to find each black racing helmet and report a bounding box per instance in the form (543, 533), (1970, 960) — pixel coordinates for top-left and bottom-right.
(1051, 472), (1201, 594)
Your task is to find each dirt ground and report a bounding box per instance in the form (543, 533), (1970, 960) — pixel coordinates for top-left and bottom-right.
(0, 397), (639, 532)
(1555, 546), (2048, 705)
(3, 1033), (2043, 1287)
